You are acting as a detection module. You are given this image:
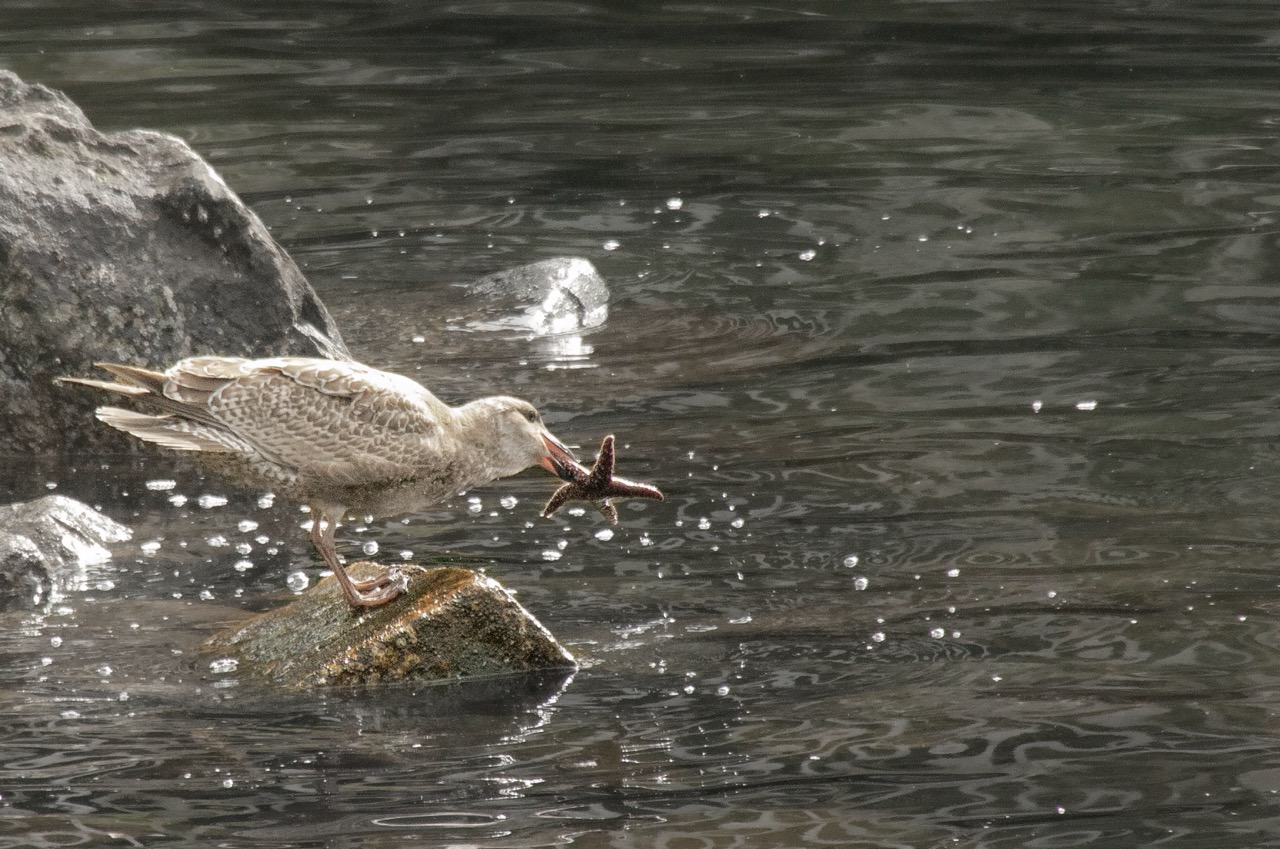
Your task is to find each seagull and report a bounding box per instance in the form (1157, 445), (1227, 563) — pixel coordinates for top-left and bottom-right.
(58, 356), (582, 609)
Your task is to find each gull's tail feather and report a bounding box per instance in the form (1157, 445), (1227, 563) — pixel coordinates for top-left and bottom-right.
(94, 406), (237, 453)
(54, 375), (149, 397)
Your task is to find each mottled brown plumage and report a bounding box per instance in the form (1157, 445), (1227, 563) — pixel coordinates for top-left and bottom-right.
(59, 356), (580, 609)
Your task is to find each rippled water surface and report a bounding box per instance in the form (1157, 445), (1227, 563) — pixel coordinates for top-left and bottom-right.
(6, 2), (1280, 846)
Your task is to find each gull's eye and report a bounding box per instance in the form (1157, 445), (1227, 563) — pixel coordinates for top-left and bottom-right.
(523, 408), (539, 423)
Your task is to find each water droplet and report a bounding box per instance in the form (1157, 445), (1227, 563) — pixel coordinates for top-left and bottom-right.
(540, 549), (563, 561)
(97, 665), (112, 677)
(411, 334), (426, 344)
(286, 571), (309, 592)
(140, 540), (161, 555)
(594, 528), (614, 541)
(798, 249), (816, 261)
(257, 493), (275, 509)
(853, 576), (869, 591)
(233, 559), (253, 573)
(207, 535), (227, 548)
(146, 479), (177, 491)
(1075, 400), (1098, 411)
(930, 627), (945, 639)
(1031, 399), (1043, 413)
(198, 494), (228, 509)
(209, 657), (239, 674)
(716, 685), (730, 696)
(168, 494), (187, 507)
(602, 239), (621, 251)
(49, 636), (62, 648)
(842, 554), (859, 568)
(946, 567), (960, 578)
(358, 540), (378, 556)
(499, 495), (518, 510)
(235, 542), (252, 555)
(871, 631), (885, 642)
(237, 519), (258, 533)
(639, 533), (653, 547)
(697, 517), (711, 530)
(665, 197), (683, 210)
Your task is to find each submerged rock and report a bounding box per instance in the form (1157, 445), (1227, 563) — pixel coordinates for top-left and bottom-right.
(205, 562), (576, 688)
(0, 495), (132, 610)
(0, 70), (349, 455)
(463, 257), (609, 335)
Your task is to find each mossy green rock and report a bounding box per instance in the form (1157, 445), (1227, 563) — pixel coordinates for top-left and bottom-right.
(206, 562), (576, 688)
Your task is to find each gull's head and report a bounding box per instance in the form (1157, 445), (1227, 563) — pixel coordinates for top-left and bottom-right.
(457, 396), (578, 482)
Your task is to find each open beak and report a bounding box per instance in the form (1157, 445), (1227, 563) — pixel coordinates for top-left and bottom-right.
(539, 432), (581, 482)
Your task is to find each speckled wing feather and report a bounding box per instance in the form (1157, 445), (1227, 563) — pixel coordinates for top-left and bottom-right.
(183, 358), (452, 489)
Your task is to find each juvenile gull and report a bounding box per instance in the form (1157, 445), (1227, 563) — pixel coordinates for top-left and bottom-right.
(59, 356), (584, 608)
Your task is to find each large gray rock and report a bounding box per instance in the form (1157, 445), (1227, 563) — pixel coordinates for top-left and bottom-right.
(0, 71), (349, 456)
(0, 495), (132, 609)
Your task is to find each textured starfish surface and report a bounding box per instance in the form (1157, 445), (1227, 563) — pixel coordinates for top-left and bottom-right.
(542, 435), (664, 524)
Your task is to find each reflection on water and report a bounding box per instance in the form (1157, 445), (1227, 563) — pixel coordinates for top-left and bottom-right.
(6, 1), (1280, 846)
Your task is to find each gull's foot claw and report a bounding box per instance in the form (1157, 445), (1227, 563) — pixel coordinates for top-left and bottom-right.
(344, 566), (410, 608)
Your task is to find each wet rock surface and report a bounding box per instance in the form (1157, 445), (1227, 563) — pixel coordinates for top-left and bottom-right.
(205, 562), (577, 688)
(462, 256), (609, 335)
(0, 70), (349, 456)
(0, 494), (132, 610)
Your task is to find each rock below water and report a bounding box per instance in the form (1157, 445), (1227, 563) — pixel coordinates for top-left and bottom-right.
(0, 70), (348, 456)
(462, 256), (609, 335)
(206, 562), (576, 689)
(0, 495), (132, 610)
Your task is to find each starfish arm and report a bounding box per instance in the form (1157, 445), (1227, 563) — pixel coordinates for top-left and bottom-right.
(542, 482), (577, 518)
(597, 475), (664, 502)
(587, 435), (616, 486)
(596, 500), (619, 524)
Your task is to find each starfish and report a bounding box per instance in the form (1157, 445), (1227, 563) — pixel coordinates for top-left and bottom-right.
(542, 434), (664, 524)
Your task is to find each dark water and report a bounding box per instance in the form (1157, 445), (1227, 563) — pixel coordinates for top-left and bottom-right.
(6, 2), (1280, 846)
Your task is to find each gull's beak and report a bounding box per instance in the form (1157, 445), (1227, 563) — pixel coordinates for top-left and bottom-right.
(539, 432), (580, 482)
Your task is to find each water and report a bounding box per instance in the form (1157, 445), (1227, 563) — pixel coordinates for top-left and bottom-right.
(4, 1), (1280, 845)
